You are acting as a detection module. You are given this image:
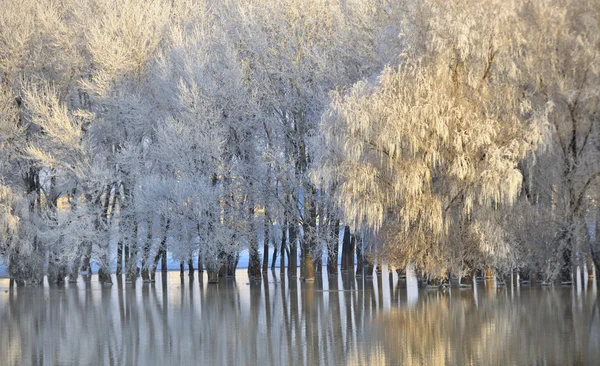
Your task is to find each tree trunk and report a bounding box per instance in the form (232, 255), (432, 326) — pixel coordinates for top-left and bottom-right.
(271, 247), (278, 269)
(363, 254), (374, 279)
(248, 232), (262, 279)
(126, 219), (138, 283)
(116, 239), (123, 276)
(198, 253), (204, 273)
(141, 215), (153, 282)
(328, 220), (340, 276)
(341, 226), (351, 271)
(303, 250), (315, 282)
(300, 191), (317, 281)
(288, 221), (298, 278)
(348, 234), (356, 273)
(262, 211), (270, 273)
(187, 259), (194, 276)
(279, 224), (286, 275)
(151, 217), (170, 280)
(208, 270), (219, 284)
(356, 235), (363, 277)
(560, 235), (573, 284)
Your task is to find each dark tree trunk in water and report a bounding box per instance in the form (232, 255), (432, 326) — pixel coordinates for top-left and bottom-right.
(341, 226), (351, 271)
(279, 224), (286, 275)
(197, 254), (204, 273)
(48, 173), (68, 285)
(288, 221), (298, 278)
(116, 239), (123, 276)
(363, 254), (374, 278)
(180, 261), (185, 277)
(151, 218), (170, 281)
(208, 270), (219, 284)
(141, 216), (153, 282)
(271, 247), (278, 269)
(560, 233), (573, 284)
(590, 218), (600, 289)
(315, 255), (322, 274)
(248, 204), (262, 279)
(126, 219), (138, 283)
(219, 252), (238, 277)
(188, 259), (194, 276)
(355, 235), (363, 277)
(348, 234), (356, 273)
(69, 253), (81, 283)
(328, 220), (340, 276)
(300, 191), (317, 282)
(248, 233), (262, 279)
(263, 212), (270, 273)
(124, 243), (130, 274)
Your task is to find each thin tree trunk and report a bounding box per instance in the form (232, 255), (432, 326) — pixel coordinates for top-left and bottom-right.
(271, 247), (278, 269)
(188, 258), (194, 276)
(116, 239), (123, 276)
(279, 224), (286, 275)
(197, 253), (204, 273)
(262, 210), (270, 273)
(341, 226), (351, 271)
(141, 215), (153, 282)
(328, 220), (340, 275)
(349, 233), (356, 273)
(289, 220), (297, 278)
(98, 185), (114, 284)
(151, 217), (170, 280)
(356, 235), (363, 277)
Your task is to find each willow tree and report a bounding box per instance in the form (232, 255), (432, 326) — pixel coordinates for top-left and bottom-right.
(316, 0), (551, 281)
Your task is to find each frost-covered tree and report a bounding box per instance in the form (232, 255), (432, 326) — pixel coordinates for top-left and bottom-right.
(316, 0), (552, 281)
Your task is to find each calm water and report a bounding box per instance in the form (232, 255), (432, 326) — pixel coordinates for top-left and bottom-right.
(0, 270), (598, 366)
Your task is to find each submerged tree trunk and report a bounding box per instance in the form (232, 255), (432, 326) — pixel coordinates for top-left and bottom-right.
(356, 235), (363, 277)
(328, 220), (340, 276)
(188, 259), (194, 276)
(560, 231), (574, 284)
(363, 253), (374, 278)
(301, 192), (317, 282)
(341, 226), (351, 271)
(151, 217), (170, 281)
(279, 224), (286, 275)
(126, 219), (138, 283)
(116, 238), (123, 276)
(248, 230), (262, 279)
(262, 211), (270, 273)
(348, 234), (356, 273)
(208, 269), (219, 284)
(98, 185), (113, 284)
(288, 220), (298, 278)
(141, 215), (153, 282)
(303, 250), (315, 282)
(198, 254), (204, 273)
(271, 247), (278, 269)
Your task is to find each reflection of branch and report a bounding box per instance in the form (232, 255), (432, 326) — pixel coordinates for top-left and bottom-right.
(589, 297), (598, 337)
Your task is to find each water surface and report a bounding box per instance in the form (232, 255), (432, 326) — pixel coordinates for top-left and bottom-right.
(0, 270), (598, 365)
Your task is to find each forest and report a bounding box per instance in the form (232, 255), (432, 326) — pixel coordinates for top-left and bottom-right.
(0, 0), (599, 288)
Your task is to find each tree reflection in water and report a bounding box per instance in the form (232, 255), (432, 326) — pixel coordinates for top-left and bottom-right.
(0, 271), (598, 365)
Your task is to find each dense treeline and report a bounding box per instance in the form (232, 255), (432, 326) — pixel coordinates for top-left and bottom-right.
(0, 0), (598, 286)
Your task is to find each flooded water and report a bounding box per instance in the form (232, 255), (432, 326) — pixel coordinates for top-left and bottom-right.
(0, 270), (598, 366)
